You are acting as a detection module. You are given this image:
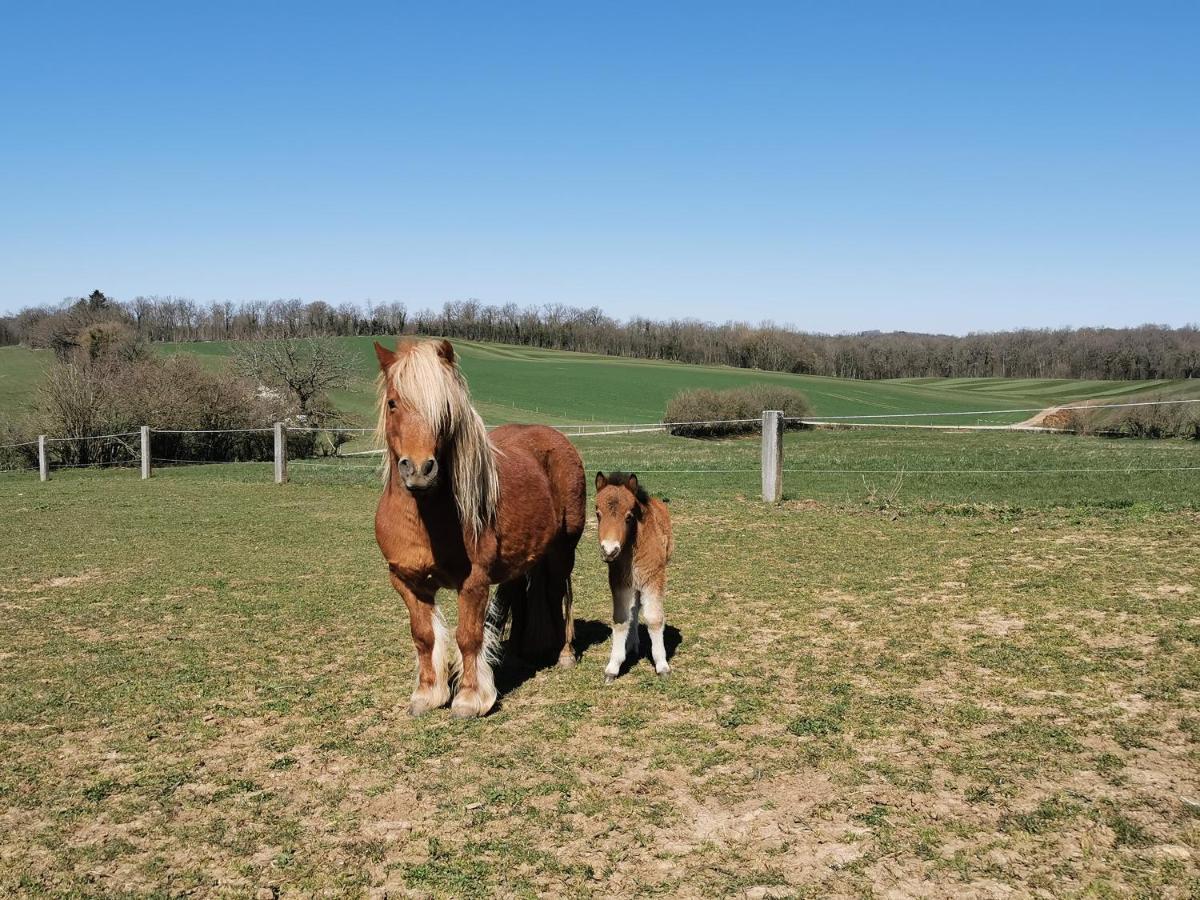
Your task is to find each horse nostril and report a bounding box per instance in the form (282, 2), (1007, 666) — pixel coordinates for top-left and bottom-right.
(398, 457), (412, 474)
(422, 458), (436, 477)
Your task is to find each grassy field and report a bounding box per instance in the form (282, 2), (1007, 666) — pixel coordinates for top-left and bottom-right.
(6, 338), (1200, 431)
(2, 426), (1199, 896)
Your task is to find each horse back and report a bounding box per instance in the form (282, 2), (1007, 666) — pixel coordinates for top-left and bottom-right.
(491, 424), (586, 544)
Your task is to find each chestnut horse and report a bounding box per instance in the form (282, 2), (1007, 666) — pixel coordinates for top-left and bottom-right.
(373, 338), (585, 718)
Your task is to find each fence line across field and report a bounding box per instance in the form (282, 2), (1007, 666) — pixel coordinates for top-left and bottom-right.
(9, 401), (1199, 497)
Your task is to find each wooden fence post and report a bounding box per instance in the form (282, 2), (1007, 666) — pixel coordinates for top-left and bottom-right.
(274, 422), (288, 484)
(761, 410), (783, 502)
(38, 435), (49, 482)
(141, 426), (151, 479)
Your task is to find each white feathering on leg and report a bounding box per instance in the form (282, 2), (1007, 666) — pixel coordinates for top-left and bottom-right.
(430, 606), (462, 702)
(475, 603), (501, 713)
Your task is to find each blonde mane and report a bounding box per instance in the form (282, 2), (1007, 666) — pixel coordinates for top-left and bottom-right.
(376, 341), (499, 536)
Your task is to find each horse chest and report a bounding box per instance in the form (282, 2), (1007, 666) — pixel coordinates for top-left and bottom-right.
(376, 495), (469, 586)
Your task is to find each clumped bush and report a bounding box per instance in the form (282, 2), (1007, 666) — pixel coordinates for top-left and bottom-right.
(1113, 400), (1200, 444)
(32, 354), (302, 466)
(0, 421), (37, 471)
(664, 385), (812, 437)
(1060, 397), (1200, 440)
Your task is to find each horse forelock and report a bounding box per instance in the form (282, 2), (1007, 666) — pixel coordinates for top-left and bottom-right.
(375, 341), (499, 536)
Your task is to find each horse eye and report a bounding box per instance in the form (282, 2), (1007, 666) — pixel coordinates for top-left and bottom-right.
(625, 512), (634, 521)
(387, 399), (396, 410)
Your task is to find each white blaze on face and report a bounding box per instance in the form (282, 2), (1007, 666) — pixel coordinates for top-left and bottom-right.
(601, 539), (621, 559)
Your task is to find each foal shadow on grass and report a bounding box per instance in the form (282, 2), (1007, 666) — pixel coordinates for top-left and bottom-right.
(493, 619), (682, 699)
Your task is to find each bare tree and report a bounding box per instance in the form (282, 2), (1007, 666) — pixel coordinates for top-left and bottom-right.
(234, 337), (353, 421)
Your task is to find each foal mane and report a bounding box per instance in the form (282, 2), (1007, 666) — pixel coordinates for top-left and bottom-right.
(376, 340), (499, 537)
(602, 471), (650, 505)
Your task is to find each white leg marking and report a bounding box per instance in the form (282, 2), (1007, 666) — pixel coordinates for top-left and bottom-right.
(642, 591), (670, 675)
(604, 586), (637, 682)
(411, 606), (460, 714)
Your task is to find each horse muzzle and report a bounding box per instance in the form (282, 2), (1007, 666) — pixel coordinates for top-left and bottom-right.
(398, 456), (439, 493)
(600, 540), (622, 562)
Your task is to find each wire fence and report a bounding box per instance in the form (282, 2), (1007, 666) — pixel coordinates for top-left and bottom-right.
(2, 398), (1198, 498)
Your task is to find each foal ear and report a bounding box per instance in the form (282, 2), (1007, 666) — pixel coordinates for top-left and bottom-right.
(625, 473), (639, 495)
(436, 339), (456, 365)
(595, 471), (608, 492)
(374, 341), (397, 371)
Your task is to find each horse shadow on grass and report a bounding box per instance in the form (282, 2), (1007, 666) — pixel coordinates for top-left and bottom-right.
(494, 619), (683, 698)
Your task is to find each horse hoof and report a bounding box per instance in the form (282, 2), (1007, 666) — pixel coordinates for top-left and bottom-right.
(604, 673), (617, 685)
(557, 653), (577, 670)
(450, 689), (495, 719)
(656, 667), (671, 679)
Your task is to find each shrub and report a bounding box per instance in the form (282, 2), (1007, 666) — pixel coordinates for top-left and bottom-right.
(0, 421), (37, 471)
(1119, 401), (1185, 438)
(31, 354), (304, 466)
(664, 385), (812, 437)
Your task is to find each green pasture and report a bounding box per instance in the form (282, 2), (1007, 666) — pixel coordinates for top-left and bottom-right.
(2, 428), (1198, 896)
(6, 337), (1198, 431)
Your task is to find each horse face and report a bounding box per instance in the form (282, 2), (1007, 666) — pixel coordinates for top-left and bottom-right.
(595, 473), (640, 562)
(382, 395), (442, 493)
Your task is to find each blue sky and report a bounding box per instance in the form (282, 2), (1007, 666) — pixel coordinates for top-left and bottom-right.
(1, 1), (1196, 333)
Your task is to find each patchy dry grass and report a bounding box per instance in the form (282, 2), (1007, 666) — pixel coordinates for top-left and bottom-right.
(1, 454), (1199, 896)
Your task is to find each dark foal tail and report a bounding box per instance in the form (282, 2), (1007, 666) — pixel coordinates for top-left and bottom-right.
(492, 555), (574, 666)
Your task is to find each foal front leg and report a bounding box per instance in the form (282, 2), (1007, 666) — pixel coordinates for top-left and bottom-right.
(604, 585), (638, 684)
(451, 568), (498, 719)
(390, 573), (457, 716)
(641, 582), (670, 676)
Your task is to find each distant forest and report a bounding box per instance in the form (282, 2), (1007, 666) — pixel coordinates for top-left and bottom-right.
(2, 292), (1197, 381)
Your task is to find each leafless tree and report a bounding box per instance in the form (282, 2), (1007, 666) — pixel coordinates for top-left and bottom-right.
(234, 337), (353, 421)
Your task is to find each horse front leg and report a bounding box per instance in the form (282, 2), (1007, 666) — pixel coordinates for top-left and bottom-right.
(390, 572), (459, 716)
(451, 568), (498, 719)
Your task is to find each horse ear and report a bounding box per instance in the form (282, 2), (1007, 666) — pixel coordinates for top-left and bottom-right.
(374, 341), (397, 371)
(595, 471), (608, 491)
(626, 473), (639, 496)
(436, 339), (456, 365)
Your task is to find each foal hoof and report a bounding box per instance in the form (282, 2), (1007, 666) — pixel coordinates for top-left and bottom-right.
(603, 673), (617, 685)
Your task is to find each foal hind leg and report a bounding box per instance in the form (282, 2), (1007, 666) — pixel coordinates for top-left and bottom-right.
(390, 574), (457, 715)
(641, 585), (670, 676)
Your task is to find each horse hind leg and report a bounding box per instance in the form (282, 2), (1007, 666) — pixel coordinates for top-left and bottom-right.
(557, 577), (576, 669)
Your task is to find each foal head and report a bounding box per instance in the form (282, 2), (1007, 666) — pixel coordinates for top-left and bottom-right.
(374, 338), (498, 535)
(594, 471), (648, 562)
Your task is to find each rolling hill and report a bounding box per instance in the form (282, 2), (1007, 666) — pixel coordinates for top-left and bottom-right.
(3, 337), (1199, 431)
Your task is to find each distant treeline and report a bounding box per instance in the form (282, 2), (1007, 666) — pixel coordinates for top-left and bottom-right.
(3, 293), (1198, 380)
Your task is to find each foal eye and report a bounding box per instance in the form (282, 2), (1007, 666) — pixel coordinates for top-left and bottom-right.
(387, 399), (396, 410)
